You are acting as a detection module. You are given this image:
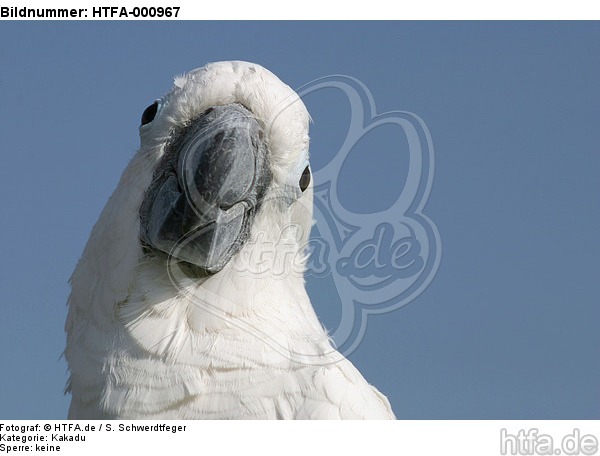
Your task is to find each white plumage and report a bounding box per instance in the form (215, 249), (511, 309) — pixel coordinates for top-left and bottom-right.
(65, 61), (395, 419)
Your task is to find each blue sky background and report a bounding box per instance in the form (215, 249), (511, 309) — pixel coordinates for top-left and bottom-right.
(0, 21), (598, 419)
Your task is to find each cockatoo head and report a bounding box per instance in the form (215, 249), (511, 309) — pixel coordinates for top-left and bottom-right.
(137, 61), (312, 276)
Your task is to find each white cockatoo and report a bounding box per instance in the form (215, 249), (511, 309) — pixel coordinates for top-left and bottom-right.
(65, 61), (395, 419)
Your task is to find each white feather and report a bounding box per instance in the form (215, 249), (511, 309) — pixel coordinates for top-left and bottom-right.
(65, 61), (395, 419)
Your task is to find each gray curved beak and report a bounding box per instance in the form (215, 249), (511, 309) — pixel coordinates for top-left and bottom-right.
(140, 103), (271, 273)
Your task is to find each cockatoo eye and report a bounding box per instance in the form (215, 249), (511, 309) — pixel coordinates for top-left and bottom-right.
(141, 101), (159, 126)
(299, 165), (311, 192)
